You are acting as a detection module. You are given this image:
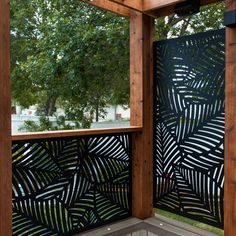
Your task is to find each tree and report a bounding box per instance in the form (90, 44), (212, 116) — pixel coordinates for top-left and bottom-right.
(11, 0), (130, 127)
(155, 2), (225, 40)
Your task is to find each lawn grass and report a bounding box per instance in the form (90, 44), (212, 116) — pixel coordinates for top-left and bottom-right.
(156, 209), (224, 236)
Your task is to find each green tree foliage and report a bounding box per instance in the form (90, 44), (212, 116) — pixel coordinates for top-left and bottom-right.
(11, 0), (129, 128)
(155, 2), (225, 40)
(18, 115), (90, 132)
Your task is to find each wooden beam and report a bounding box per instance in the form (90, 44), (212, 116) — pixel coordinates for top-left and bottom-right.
(130, 10), (154, 219)
(225, 1), (236, 236)
(0, 0), (12, 235)
(81, 0), (222, 17)
(143, 0), (222, 12)
(143, 0), (184, 12)
(81, 0), (130, 17)
(146, 0), (223, 17)
(12, 126), (142, 141)
(108, 0), (142, 11)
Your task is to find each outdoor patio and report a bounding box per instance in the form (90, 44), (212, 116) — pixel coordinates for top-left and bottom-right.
(78, 216), (220, 236)
(0, 0), (236, 235)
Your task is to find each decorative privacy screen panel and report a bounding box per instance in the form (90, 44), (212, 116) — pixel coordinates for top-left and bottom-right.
(12, 134), (131, 235)
(153, 29), (225, 228)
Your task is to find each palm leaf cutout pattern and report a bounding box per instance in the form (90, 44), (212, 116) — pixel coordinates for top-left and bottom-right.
(12, 134), (131, 235)
(154, 29), (225, 229)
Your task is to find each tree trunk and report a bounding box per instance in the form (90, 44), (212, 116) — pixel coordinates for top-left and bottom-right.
(179, 17), (192, 36)
(95, 103), (99, 122)
(114, 105), (117, 121)
(44, 95), (57, 116)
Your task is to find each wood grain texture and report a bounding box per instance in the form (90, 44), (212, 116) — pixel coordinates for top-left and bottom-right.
(130, 11), (143, 127)
(81, 0), (222, 17)
(225, 2), (236, 235)
(81, 0), (130, 17)
(145, 0), (223, 17)
(0, 0), (12, 235)
(143, 0), (184, 11)
(12, 126), (142, 141)
(130, 11), (154, 219)
(109, 0), (142, 11)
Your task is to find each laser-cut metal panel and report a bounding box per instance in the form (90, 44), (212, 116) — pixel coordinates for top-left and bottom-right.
(153, 29), (225, 229)
(12, 134), (132, 235)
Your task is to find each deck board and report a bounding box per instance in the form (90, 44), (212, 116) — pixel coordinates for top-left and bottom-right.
(75, 216), (219, 236)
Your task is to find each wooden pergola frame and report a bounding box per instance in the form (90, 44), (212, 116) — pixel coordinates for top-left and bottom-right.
(0, 0), (235, 235)
(81, 0), (222, 17)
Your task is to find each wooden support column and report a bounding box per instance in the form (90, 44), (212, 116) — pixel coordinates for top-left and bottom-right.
(130, 10), (154, 219)
(225, 1), (236, 235)
(0, 0), (12, 235)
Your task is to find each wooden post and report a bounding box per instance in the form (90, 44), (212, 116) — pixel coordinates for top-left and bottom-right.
(225, 1), (236, 235)
(130, 10), (154, 219)
(0, 0), (12, 235)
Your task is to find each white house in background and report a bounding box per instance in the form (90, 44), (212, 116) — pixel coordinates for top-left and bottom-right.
(98, 106), (130, 122)
(11, 105), (130, 134)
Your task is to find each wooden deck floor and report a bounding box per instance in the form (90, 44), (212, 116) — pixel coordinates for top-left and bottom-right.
(76, 215), (219, 236)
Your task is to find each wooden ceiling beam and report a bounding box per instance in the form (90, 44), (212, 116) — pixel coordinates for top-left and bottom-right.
(143, 0), (185, 12)
(81, 0), (223, 18)
(108, 0), (142, 11)
(107, 0), (222, 13)
(146, 0), (223, 17)
(81, 0), (130, 17)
